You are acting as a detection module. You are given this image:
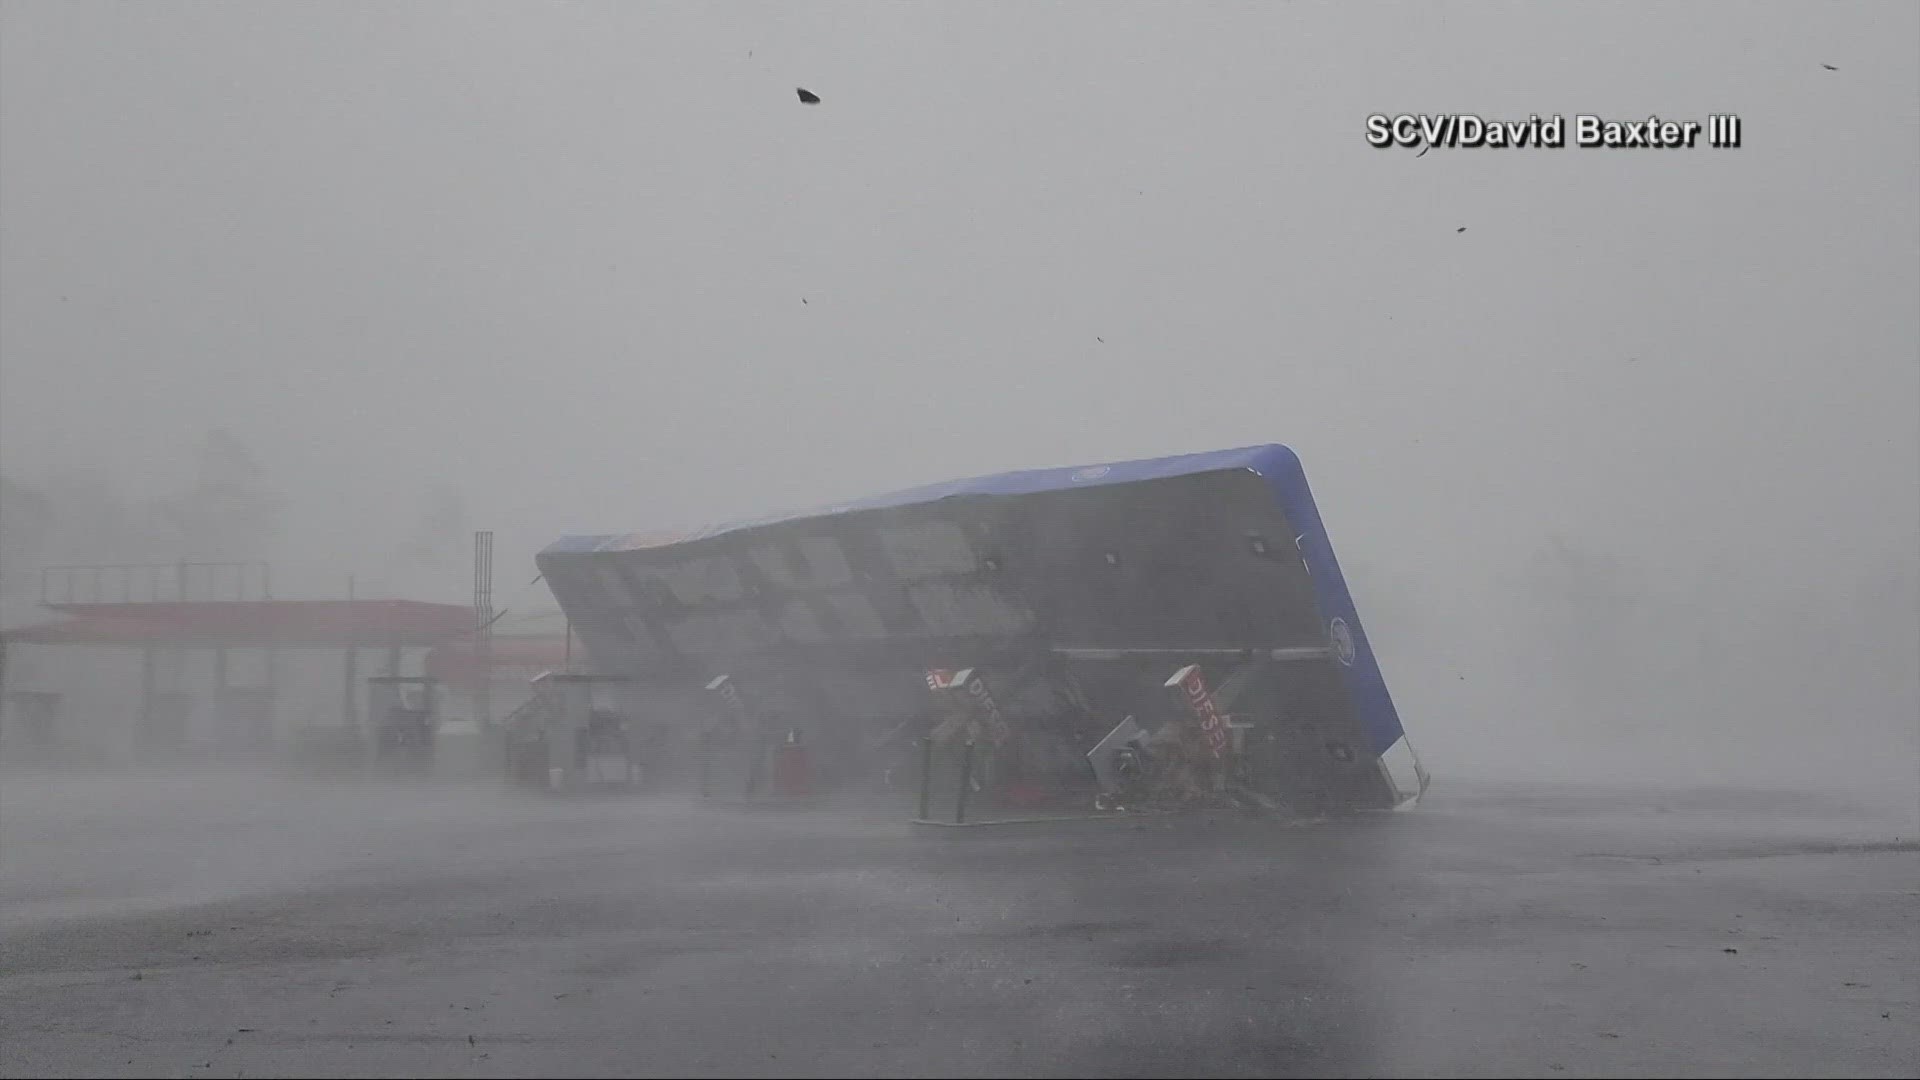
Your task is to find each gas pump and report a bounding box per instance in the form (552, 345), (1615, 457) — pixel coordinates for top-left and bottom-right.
(701, 674), (813, 804)
(367, 675), (438, 772)
(922, 666), (1019, 807)
(572, 678), (638, 789)
(1164, 662), (1279, 810)
(701, 674), (755, 799)
(510, 672), (636, 792)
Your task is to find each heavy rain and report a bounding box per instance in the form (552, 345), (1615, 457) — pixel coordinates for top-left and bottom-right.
(1, 4), (1915, 1078)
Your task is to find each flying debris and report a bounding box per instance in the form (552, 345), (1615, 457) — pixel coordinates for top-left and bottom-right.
(1096, 337), (1104, 343)
(1822, 63), (1837, 71)
(796, 87), (821, 104)
(1456, 227), (1466, 233)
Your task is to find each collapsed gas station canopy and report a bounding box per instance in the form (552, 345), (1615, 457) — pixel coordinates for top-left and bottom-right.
(0, 600), (476, 649)
(533, 443), (1424, 811)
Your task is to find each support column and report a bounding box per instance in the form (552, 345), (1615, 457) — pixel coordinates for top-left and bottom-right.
(343, 647), (359, 729)
(214, 646), (229, 741)
(344, 577), (360, 731)
(0, 637), (10, 746)
(261, 646), (278, 747)
(138, 645), (156, 750)
(475, 635), (492, 729)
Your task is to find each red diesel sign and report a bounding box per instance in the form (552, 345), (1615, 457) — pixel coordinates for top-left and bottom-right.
(925, 667), (1013, 746)
(1168, 664), (1229, 759)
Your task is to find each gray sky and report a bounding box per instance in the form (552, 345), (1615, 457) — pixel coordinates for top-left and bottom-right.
(3, 3), (1916, 783)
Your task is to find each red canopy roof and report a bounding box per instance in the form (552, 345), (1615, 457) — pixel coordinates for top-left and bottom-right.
(1, 600), (476, 649)
(425, 636), (571, 690)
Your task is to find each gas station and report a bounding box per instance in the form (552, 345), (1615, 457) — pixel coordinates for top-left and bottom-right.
(0, 562), (477, 764)
(536, 444), (1430, 821)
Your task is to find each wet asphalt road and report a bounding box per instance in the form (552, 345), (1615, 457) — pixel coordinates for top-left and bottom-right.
(1, 771), (1914, 1078)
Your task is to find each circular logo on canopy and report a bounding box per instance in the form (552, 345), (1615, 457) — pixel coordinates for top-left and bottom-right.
(1070, 466), (1111, 482)
(1329, 618), (1355, 666)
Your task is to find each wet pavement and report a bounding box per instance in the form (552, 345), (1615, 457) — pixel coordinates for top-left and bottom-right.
(1, 770), (1914, 1078)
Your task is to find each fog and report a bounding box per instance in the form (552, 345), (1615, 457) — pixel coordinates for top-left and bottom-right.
(2, 7), (1917, 1075)
(5, 2), (1913, 808)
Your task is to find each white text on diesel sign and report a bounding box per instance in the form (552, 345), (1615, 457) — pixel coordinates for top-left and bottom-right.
(1364, 114), (1742, 150)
